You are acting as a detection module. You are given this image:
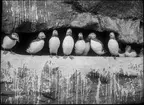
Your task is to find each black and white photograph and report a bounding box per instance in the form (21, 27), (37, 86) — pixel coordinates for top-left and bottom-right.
(1, 0), (143, 104)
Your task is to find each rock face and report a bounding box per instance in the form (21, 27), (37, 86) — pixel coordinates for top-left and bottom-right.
(2, 0), (143, 44)
(1, 51), (144, 104)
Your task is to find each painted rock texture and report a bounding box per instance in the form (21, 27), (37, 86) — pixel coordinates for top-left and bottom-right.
(2, 0), (143, 43)
(1, 51), (143, 104)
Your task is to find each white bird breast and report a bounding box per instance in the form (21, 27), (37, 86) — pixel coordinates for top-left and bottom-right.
(108, 39), (119, 55)
(90, 40), (103, 53)
(28, 40), (44, 53)
(75, 40), (86, 55)
(62, 36), (74, 55)
(125, 51), (137, 57)
(49, 37), (60, 54)
(2, 36), (16, 49)
(83, 42), (90, 55)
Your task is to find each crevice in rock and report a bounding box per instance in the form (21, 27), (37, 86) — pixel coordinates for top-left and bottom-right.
(1, 27), (143, 56)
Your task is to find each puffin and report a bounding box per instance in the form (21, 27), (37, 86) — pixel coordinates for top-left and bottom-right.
(82, 35), (91, 56)
(26, 32), (46, 54)
(49, 30), (60, 57)
(108, 32), (119, 56)
(2, 32), (19, 54)
(62, 28), (74, 59)
(75, 33), (86, 55)
(89, 33), (106, 55)
(125, 45), (137, 57)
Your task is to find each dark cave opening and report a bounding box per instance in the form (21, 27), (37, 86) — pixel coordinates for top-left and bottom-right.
(1, 27), (143, 56)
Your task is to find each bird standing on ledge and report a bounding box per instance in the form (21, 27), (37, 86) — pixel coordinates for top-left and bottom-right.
(75, 33), (86, 55)
(62, 28), (74, 59)
(2, 32), (19, 54)
(49, 30), (60, 58)
(108, 32), (119, 57)
(26, 32), (46, 55)
(89, 33), (106, 55)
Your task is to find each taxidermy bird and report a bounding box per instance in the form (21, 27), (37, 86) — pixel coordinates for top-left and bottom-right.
(2, 32), (19, 54)
(49, 30), (60, 57)
(26, 32), (46, 54)
(125, 45), (137, 57)
(108, 32), (120, 56)
(75, 32), (86, 55)
(89, 33), (106, 55)
(62, 28), (74, 59)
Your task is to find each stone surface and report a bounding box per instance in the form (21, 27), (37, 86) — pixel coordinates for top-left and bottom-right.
(2, 0), (143, 44)
(1, 51), (143, 104)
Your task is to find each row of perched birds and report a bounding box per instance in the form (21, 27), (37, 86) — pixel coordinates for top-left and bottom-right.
(1, 28), (143, 57)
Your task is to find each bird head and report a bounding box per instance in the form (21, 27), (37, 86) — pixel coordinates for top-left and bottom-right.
(66, 28), (72, 36)
(38, 32), (46, 39)
(52, 30), (58, 37)
(11, 33), (19, 42)
(109, 32), (115, 39)
(78, 33), (83, 40)
(88, 33), (96, 40)
(125, 45), (131, 52)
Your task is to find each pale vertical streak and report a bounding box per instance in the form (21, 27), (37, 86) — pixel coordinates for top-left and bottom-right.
(66, 77), (69, 104)
(11, 1), (14, 31)
(76, 70), (78, 104)
(19, 1), (21, 25)
(4, 0), (8, 6)
(28, 0), (30, 21)
(81, 78), (83, 104)
(32, 70), (35, 104)
(24, 0), (26, 21)
(45, 1), (48, 23)
(141, 72), (143, 100)
(112, 75), (114, 104)
(24, 0), (27, 21)
(22, 0), (24, 23)
(21, 0), (23, 24)
(58, 70), (59, 104)
(44, 1), (46, 23)
(34, 0), (36, 22)
(16, 68), (19, 104)
(31, 0), (33, 22)
(55, 70), (57, 103)
(75, 70), (77, 104)
(35, 0), (38, 22)
(95, 78), (101, 104)
(15, 1), (18, 29)
(21, 0), (23, 22)
(83, 75), (85, 103)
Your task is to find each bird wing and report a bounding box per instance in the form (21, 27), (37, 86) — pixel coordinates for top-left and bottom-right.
(32, 38), (41, 43)
(93, 38), (104, 50)
(27, 38), (40, 50)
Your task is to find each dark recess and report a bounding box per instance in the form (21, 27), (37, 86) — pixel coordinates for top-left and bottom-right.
(1, 27), (143, 56)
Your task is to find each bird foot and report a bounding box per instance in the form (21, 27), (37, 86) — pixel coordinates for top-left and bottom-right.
(49, 55), (53, 58)
(63, 55), (68, 59)
(69, 56), (74, 60)
(3, 51), (8, 55)
(56, 55), (59, 58)
(113, 56), (117, 59)
(30, 54), (34, 57)
(10, 51), (16, 55)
